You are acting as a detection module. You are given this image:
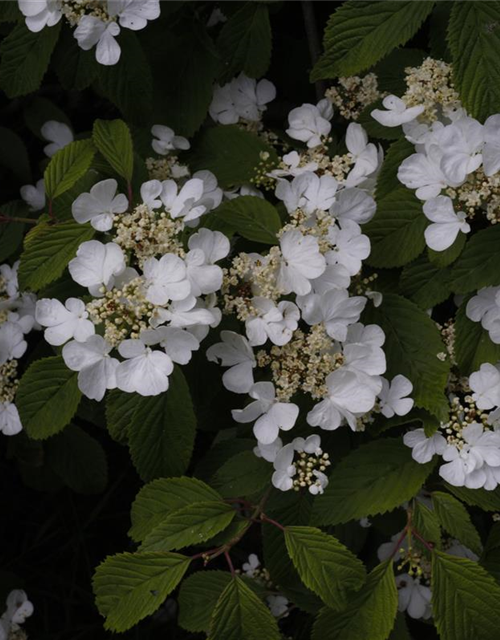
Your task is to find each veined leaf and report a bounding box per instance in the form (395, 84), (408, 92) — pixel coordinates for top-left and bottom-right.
(211, 450), (272, 499)
(432, 492), (482, 556)
(207, 196), (281, 245)
(451, 225), (500, 293)
(44, 139), (96, 200)
(454, 301), (500, 375)
(93, 119), (134, 182)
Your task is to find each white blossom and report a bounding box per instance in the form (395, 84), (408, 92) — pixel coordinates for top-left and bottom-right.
(330, 187), (376, 225)
(209, 74), (276, 124)
(143, 254), (191, 305)
(141, 326), (199, 365)
(379, 375), (414, 418)
(275, 172), (338, 215)
(20, 178), (45, 211)
(344, 123), (379, 187)
(277, 230), (326, 296)
(469, 363), (500, 410)
(0, 402), (22, 436)
(423, 196), (470, 251)
(108, 0), (161, 31)
(72, 178), (128, 231)
(0, 590), (34, 639)
(466, 287), (500, 344)
(19, 0), (62, 32)
(116, 336), (174, 396)
(286, 99), (333, 148)
(35, 297), (94, 346)
(74, 16), (121, 66)
(206, 331), (256, 394)
(41, 120), (73, 157)
(403, 428), (447, 464)
(395, 574), (432, 620)
(245, 298), (299, 346)
(151, 125), (190, 154)
(62, 335), (119, 401)
(483, 114), (500, 177)
(326, 219), (371, 276)
(298, 289), (366, 341)
(0, 321), (27, 365)
(371, 95), (425, 127)
(68, 240), (126, 296)
(267, 595), (289, 618)
(160, 178), (206, 222)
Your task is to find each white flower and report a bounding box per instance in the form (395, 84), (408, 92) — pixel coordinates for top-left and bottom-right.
(224, 184), (264, 200)
(20, 178), (45, 211)
(307, 368), (377, 431)
(436, 117), (483, 184)
(140, 326), (199, 365)
(0, 262), (19, 300)
(72, 179), (128, 231)
(188, 228), (230, 264)
(62, 335), (119, 401)
(0, 402), (22, 436)
(191, 171), (224, 214)
(330, 187), (376, 225)
(377, 530), (408, 562)
(242, 554), (260, 578)
(254, 437), (283, 462)
(326, 219), (370, 276)
(209, 83), (238, 124)
(209, 75), (276, 124)
(379, 375), (414, 418)
(276, 172), (338, 215)
(68, 241), (126, 296)
(245, 298), (299, 346)
(140, 180), (163, 209)
(206, 331), (256, 394)
(371, 95), (425, 127)
(41, 120), (73, 157)
(395, 574), (432, 620)
(19, 0), (62, 31)
(423, 196), (470, 251)
(277, 230), (326, 296)
(143, 254), (191, 305)
(469, 363), (500, 410)
(116, 336), (174, 396)
(0, 589), (34, 636)
(271, 442), (296, 491)
(344, 123), (379, 187)
(309, 264), (351, 295)
(151, 124), (190, 155)
(160, 178), (205, 222)
(483, 114), (500, 177)
(398, 148), (449, 200)
(270, 151), (318, 178)
(108, 0), (161, 30)
(74, 16), (121, 66)
(403, 428), (447, 464)
(35, 298), (94, 346)
(298, 289), (366, 341)
(466, 287), (500, 344)
(345, 322), (385, 349)
(151, 296), (215, 330)
(232, 382), (299, 445)
(286, 99), (333, 148)
(267, 595), (289, 618)
(0, 322), (27, 365)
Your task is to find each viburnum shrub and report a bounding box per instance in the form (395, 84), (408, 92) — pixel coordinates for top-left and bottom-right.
(2, 1), (500, 639)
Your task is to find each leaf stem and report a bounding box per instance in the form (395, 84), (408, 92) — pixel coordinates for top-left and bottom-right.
(224, 550), (235, 577)
(0, 214), (36, 225)
(260, 514), (285, 531)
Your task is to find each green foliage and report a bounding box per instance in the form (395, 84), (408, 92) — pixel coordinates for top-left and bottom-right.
(16, 356), (81, 440)
(128, 367), (196, 481)
(284, 526), (366, 610)
(400, 255), (452, 309)
(18, 219), (95, 291)
(312, 438), (435, 525)
(0, 22), (60, 97)
(93, 551), (191, 632)
(312, 561), (398, 640)
(207, 196), (281, 244)
(412, 500), (441, 548)
(92, 119), (134, 182)
(208, 575), (281, 640)
(105, 389), (140, 443)
(445, 484), (500, 512)
(311, 1), (435, 80)
(372, 49), (427, 95)
(178, 571), (232, 632)
(432, 550), (500, 640)
(44, 139), (96, 200)
(428, 232), (466, 268)
(451, 226), (500, 293)
(431, 492), (482, 556)
(448, 1), (500, 121)
(53, 26), (99, 91)
(375, 139), (415, 201)
(211, 450), (273, 498)
(455, 301), (500, 375)
(0, 201), (27, 262)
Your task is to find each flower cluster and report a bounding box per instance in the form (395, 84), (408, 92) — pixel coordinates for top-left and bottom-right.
(207, 93), (414, 493)
(466, 286), (500, 344)
(18, 0), (160, 65)
(371, 56), (500, 251)
(0, 590), (33, 640)
(325, 72), (382, 121)
(35, 127), (229, 400)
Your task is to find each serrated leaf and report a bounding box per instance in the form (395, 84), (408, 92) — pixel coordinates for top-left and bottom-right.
(178, 571), (232, 632)
(53, 25), (98, 91)
(448, 1), (500, 121)
(189, 125), (278, 188)
(16, 356), (81, 440)
(51, 170), (101, 222)
(140, 501), (235, 552)
(44, 139), (96, 200)
(0, 22), (60, 97)
(211, 450), (272, 499)
(312, 561), (397, 640)
(428, 232), (466, 268)
(311, 1), (435, 80)
(0, 201), (27, 262)
(311, 438), (435, 526)
(217, 2), (272, 82)
(363, 294), (450, 418)
(93, 551), (190, 632)
(128, 367), (196, 481)
(400, 255), (452, 309)
(105, 389), (140, 444)
(46, 424), (107, 494)
(445, 484), (500, 512)
(93, 119), (133, 182)
(481, 523), (500, 584)
(130, 476), (224, 542)
(432, 492), (482, 556)
(432, 549), (500, 640)
(207, 196), (281, 244)
(451, 226), (500, 293)
(454, 301), (500, 375)
(208, 575), (281, 640)
(284, 526), (366, 610)
(413, 500), (441, 548)
(375, 138), (415, 201)
(372, 49), (427, 95)
(18, 220), (95, 291)
(364, 189), (428, 268)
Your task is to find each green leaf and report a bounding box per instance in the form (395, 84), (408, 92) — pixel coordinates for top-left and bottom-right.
(400, 255), (452, 309)
(312, 561), (398, 640)
(44, 139), (96, 200)
(372, 49), (427, 95)
(208, 575), (281, 640)
(211, 450), (272, 499)
(428, 232), (466, 268)
(51, 170), (101, 222)
(93, 551), (190, 632)
(128, 367), (196, 481)
(0, 201), (27, 262)
(217, 2), (272, 82)
(454, 301), (500, 375)
(92, 119), (134, 182)
(140, 501), (235, 552)
(364, 189), (428, 268)
(363, 294), (450, 418)
(375, 138), (415, 201)
(311, 438), (435, 526)
(451, 226), (500, 293)
(130, 477), (224, 542)
(53, 25), (98, 91)
(432, 549), (500, 640)
(189, 125), (278, 189)
(481, 524), (500, 584)
(23, 96), (72, 139)
(311, 1), (435, 80)
(0, 22), (60, 97)
(207, 196), (281, 244)
(445, 484), (500, 512)
(18, 220), (95, 291)
(16, 356), (81, 440)
(105, 389), (140, 444)
(413, 500), (442, 549)
(448, 1), (500, 121)
(284, 526), (366, 610)
(178, 571), (232, 632)
(432, 492), (482, 556)
(46, 424), (107, 494)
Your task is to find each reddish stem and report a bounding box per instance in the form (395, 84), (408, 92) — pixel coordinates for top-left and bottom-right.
(127, 181), (133, 207)
(390, 526), (409, 559)
(260, 514), (285, 531)
(412, 529), (434, 552)
(224, 550), (235, 577)
(0, 215), (36, 225)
